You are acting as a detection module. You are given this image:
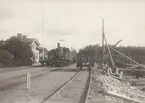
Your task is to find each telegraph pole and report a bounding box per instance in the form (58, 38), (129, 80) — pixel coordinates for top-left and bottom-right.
(102, 20), (115, 72)
(102, 19), (105, 69)
(41, 10), (45, 61)
(104, 33), (115, 70)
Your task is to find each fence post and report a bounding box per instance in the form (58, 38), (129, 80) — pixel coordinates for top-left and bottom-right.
(26, 73), (31, 90)
(116, 67), (119, 75)
(119, 71), (123, 79)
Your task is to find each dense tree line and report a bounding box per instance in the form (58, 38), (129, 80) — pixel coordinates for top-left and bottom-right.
(115, 46), (145, 64)
(78, 44), (145, 66)
(78, 44), (101, 59)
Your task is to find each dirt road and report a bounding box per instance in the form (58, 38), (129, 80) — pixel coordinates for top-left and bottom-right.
(0, 66), (53, 91)
(0, 64), (78, 103)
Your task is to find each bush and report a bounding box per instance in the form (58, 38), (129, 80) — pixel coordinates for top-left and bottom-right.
(0, 50), (15, 67)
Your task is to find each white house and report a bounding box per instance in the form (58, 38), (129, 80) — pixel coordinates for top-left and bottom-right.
(39, 47), (48, 61)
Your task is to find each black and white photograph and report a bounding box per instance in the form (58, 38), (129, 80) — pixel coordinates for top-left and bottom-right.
(0, 0), (145, 103)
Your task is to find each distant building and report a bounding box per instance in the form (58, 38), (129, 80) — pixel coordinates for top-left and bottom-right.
(0, 39), (5, 45)
(16, 33), (40, 63)
(39, 47), (48, 61)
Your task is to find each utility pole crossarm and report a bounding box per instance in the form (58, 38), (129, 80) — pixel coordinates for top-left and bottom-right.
(114, 40), (122, 47)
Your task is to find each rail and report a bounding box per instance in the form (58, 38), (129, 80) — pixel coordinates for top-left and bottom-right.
(41, 67), (92, 103)
(41, 69), (81, 103)
(84, 69), (92, 103)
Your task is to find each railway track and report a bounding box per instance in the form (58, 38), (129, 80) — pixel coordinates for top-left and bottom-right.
(41, 68), (92, 103)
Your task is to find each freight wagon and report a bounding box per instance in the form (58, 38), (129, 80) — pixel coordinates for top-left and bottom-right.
(76, 55), (94, 70)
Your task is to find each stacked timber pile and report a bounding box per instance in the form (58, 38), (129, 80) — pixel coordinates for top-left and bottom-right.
(98, 74), (145, 103)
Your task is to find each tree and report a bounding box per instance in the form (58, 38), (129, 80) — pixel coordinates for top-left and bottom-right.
(1, 36), (33, 66)
(78, 44), (101, 62)
(78, 44), (145, 67)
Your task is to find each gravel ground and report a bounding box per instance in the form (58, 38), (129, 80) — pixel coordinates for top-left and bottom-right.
(95, 68), (145, 103)
(88, 68), (108, 103)
(0, 64), (78, 103)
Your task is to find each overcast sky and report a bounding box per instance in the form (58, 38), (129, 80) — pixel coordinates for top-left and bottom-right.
(0, 0), (145, 51)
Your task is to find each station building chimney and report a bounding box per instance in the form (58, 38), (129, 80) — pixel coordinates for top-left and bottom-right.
(17, 33), (22, 40)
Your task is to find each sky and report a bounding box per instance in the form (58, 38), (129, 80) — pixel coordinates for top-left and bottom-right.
(0, 0), (145, 51)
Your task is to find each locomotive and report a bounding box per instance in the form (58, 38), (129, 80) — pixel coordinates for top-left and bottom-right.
(39, 46), (76, 67)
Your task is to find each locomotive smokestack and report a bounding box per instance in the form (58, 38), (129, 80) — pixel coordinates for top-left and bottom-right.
(57, 42), (60, 49)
